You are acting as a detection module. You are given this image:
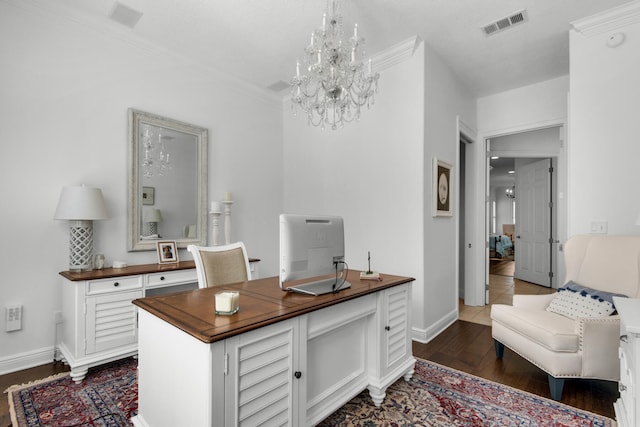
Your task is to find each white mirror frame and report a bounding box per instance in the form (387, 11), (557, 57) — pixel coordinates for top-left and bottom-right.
(128, 109), (208, 251)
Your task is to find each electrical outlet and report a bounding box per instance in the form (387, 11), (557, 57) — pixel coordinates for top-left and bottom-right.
(590, 221), (608, 234)
(6, 305), (22, 332)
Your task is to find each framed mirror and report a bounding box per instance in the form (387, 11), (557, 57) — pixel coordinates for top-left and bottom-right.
(128, 109), (208, 251)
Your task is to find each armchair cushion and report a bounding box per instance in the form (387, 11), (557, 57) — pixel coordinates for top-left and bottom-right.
(491, 305), (579, 352)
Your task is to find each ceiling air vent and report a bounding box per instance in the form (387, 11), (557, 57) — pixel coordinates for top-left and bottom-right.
(482, 10), (528, 36)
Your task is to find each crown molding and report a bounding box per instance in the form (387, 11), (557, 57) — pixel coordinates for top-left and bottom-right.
(374, 36), (423, 71)
(571, 1), (640, 37)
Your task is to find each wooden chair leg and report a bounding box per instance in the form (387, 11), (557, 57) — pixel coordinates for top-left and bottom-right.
(548, 374), (565, 400)
(494, 339), (504, 359)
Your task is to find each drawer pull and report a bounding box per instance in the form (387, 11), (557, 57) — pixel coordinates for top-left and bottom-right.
(160, 276), (165, 281)
(620, 335), (628, 343)
(385, 326), (391, 331)
(113, 282), (120, 287)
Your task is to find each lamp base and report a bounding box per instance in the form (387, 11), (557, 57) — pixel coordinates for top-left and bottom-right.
(68, 220), (94, 271)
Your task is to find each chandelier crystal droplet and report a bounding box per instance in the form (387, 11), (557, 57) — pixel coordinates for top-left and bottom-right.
(141, 125), (172, 178)
(290, 0), (380, 130)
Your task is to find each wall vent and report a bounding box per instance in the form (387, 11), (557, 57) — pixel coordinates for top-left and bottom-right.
(482, 10), (528, 36)
(109, 2), (144, 29)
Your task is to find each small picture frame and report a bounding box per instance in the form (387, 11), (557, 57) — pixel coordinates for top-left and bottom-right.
(157, 240), (178, 264)
(142, 186), (155, 205)
(433, 157), (453, 217)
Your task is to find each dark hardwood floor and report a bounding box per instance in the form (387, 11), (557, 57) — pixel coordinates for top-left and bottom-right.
(413, 320), (618, 420)
(1, 321), (618, 426)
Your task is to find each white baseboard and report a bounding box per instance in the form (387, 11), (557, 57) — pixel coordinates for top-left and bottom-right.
(411, 309), (458, 344)
(0, 346), (55, 375)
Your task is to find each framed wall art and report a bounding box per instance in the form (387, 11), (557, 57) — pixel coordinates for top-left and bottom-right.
(433, 157), (453, 217)
(142, 186), (155, 205)
(157, 240), (178, 264)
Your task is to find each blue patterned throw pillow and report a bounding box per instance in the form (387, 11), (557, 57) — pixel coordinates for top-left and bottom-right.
(546, 281), (627, 319)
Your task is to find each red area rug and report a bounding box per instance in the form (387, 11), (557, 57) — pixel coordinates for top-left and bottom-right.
(6, 357), (614, 426)
(319, 359), (616, 426)
(6, 358), (137, 427)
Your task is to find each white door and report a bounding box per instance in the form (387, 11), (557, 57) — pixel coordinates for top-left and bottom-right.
(515, 158), (552, 286)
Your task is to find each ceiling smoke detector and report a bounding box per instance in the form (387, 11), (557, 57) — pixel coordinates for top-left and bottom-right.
(482, 10), (528, 36)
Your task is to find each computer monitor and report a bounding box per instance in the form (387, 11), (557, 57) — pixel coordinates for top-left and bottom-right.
(279, 214), (347, 292)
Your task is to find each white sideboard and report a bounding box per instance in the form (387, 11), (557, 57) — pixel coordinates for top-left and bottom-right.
(614, 297), (640, 427)
(131, 272), (415, 427)
(58, 260), (259, 383)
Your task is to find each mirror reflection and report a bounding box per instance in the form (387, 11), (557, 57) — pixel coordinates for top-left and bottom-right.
(128, 109), (208, 251)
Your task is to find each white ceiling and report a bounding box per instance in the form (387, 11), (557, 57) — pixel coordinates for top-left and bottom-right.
(45, 0), (629, 96)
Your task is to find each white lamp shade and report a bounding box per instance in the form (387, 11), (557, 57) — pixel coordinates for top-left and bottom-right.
(144, 208), (163, 223)
(54, 185), (108, 220)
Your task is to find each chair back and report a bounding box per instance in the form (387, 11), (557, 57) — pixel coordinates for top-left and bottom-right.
(187, 242), (251, 288)
(564, 235), (640, 298)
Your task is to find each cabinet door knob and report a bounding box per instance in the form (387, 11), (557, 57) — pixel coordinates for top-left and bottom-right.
(385, 326), (391, 331)
(620, 383), (627, 392)
(294, 371), (302, 379)
(113, 282), (120, 287)
(620, 335), (628, 343)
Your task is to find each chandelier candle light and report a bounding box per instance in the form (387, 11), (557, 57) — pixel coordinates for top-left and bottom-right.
(291, 0), (379, 130)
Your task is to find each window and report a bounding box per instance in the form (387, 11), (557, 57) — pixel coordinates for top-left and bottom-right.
(492, 200), (497, 234)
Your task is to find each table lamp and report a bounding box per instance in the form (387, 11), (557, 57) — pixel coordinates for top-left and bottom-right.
(144, 208), (162, 236)
(54, 185), (108, 271)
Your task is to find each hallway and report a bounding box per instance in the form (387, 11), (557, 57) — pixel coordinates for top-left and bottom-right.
(459, 260), (555, 326)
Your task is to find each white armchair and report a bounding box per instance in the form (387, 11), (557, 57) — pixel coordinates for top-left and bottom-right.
(491, 235), (640, 400)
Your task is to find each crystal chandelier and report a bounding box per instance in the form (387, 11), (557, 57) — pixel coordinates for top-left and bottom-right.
(141, 125), (172, 178)
(290, 0), (379, 130)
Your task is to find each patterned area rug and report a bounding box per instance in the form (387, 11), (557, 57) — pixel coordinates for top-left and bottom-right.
(319, 359), (616, 426)
(6, 358), (137, 427)
(6, 357), (614, 427)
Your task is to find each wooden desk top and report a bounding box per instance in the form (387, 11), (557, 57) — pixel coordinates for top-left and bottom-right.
(133, 270), (414, 344)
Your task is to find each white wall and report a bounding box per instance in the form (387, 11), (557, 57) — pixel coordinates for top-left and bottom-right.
(284, 39), (476, 343)
(0, 2), (283, 371)
(568, 2), (640, 235)
(422, 43), (476, 337)
(478, 76), (569, 135)
(283, 41), (425, 290)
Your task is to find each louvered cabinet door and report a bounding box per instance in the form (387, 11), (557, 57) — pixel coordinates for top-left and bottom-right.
(382, 283), (411, 374)
(85, 290), (142, 354)
(225, 318), (300, 427)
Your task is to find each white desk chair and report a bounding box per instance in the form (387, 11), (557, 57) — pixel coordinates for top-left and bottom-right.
(187, 242), (251, 288)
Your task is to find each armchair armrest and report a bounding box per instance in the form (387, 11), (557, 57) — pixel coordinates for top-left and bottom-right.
(512, 293), (556, 310)
(578, 315), (620, 380)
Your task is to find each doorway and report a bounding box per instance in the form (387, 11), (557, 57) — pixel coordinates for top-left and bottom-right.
(483, 126), (564, 303)
(489, 156), (556, 287)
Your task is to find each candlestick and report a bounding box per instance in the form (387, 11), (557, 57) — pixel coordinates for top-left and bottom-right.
(210, 211), (222, 246)
(222, 200), (233, 245)
(210, 201), (222, 213)
(223, 191), (232, 202)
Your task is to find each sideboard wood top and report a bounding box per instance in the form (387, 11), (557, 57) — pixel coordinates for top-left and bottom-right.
(133, 270), (414, 344)
(59, 258), (260, 281)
